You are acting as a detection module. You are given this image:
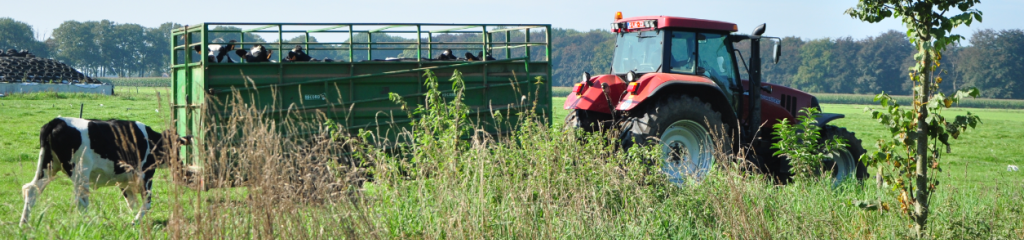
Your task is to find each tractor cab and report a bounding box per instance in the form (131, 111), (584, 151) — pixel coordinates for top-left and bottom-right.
(609, 15), (744, 108)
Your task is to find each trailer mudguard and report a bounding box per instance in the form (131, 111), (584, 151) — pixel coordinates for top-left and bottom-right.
(564, 74), (627, 114)
(614, 73), (738, 126)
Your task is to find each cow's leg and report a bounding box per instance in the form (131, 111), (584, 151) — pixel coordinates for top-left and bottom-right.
(121, 184), (139, 212)
(132, 168), (155, 225)
(21, 149), (59, 226)
(71, 163), (91, 214)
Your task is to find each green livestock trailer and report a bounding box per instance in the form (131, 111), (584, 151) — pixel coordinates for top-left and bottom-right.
(170, 23), (552, 166)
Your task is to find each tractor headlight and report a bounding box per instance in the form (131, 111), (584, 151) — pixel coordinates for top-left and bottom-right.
(626, 71), (637, 82)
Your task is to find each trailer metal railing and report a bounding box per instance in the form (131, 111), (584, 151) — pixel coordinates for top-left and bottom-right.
(171, 22), (551, 66)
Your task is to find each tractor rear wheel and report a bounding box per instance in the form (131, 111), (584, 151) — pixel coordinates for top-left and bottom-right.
(820, 125), (868, 184)
(623, 95), (729, 184)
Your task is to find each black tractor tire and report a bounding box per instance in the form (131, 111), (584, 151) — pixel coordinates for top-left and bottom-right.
(564, 109), (612, 133)
(622, 95), (731, 183)
(820, 125), (869, 183)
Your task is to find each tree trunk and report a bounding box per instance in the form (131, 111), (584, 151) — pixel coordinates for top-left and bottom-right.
(913, 41), (931, 236)
(876, 167), (883, 187)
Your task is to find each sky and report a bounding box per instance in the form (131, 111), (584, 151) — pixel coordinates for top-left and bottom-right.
(6, 0), (1023, 42)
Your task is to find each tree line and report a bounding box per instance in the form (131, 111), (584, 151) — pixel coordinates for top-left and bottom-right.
(1, 18), (179, 78)
(558, 28), (1024, 99)
(2, 17), (1022, 99)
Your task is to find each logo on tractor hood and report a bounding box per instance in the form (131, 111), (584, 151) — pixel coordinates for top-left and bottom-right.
(743, 91), (781, 105)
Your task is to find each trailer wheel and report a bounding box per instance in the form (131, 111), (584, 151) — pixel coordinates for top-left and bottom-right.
(564, 109), (612, 132)
(623, 95), (728, 184)
(820, 125), (868, 184)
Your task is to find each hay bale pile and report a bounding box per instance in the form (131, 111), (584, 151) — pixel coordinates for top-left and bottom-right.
(0, 49), (100, 84)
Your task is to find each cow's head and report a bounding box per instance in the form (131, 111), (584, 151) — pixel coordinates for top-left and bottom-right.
(148, 129), (194, 164)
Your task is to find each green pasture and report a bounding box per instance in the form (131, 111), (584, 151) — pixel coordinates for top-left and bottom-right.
(0, 91), (1018, 238)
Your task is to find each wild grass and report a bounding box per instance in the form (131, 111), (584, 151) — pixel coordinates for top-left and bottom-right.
(0, 79), (1021, 238)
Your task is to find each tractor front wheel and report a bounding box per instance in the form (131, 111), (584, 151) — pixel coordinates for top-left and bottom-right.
(564, 109), (612, 132)
(623, 95), (729, 184)
(820, 125), (868, 184)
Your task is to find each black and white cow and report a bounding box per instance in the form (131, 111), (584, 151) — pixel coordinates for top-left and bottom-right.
(193, 39), (237, 63)
(436, 49), (457, 60)
(464, 52), (480, 61)
(234, 44), (274, 63)
(286, 45), (313, 62)
(465, 51), (495, 62)
(20, 117), (191, 226)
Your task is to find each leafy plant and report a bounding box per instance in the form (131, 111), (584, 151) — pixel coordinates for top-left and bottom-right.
(771, 107), (848, 180)
(846, 0), (983, 235)
(388, 69), (471, 175)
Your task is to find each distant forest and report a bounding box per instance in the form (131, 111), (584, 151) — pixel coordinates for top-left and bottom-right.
(2, 17), (1022, 99)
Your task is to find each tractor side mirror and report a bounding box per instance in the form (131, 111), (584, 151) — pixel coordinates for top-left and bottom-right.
(772, 40), (781, 64)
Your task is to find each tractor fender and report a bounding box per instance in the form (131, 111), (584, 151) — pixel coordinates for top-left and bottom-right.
(615, 73), (738, 128)
(564, 74), (627, 114)
(812, 113), (845, 129)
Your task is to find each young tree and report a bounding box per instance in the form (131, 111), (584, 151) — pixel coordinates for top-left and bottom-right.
(846, 0), (982, 236)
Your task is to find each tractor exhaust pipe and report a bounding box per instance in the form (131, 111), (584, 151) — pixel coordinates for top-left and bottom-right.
(747, 23), (766, 140)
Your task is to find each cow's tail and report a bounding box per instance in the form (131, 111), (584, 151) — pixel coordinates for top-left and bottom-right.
(35, 118), (63, 180)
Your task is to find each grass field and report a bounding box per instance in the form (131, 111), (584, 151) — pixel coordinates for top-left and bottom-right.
(0, 90), (1020, 238)
(97, 77), (172, 88)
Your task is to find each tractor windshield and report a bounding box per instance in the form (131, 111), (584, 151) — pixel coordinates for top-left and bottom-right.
(612, 31), (664, 74)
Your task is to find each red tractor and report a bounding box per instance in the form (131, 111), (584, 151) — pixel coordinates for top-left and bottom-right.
(564, 13), (868, 184)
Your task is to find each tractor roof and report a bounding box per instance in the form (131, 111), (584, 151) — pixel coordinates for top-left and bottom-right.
(615, 16), (737, 33)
